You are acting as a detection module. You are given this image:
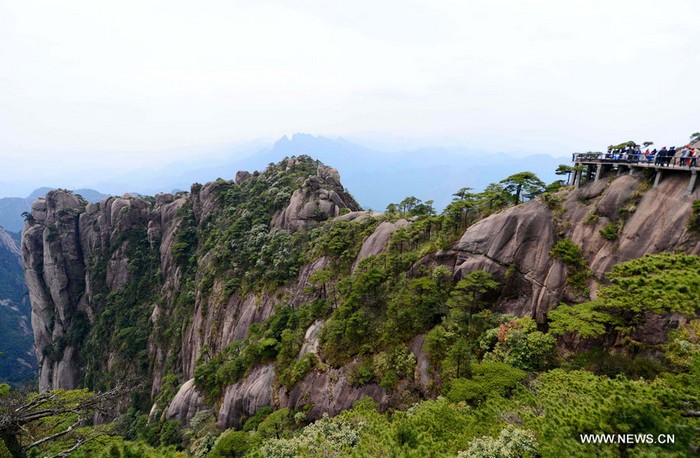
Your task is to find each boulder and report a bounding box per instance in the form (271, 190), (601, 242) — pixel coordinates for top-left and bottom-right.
(352, 219), (409, 271)
(167, 379), (207, 424)
(272, 166), (360, 231)
(217, 364), (276, 428)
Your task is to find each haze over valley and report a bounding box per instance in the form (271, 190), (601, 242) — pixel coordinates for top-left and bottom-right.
(2, 1), (700, 456)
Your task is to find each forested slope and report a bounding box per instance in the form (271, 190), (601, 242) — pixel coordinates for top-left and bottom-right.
(9, 156), (700, 457)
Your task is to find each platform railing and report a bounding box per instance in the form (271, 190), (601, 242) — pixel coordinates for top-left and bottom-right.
(572, 152), (697, 169)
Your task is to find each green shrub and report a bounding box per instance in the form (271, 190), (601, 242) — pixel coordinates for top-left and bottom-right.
(243, 407), (273, 432)
(446, 361), (526, 403)
(158, 419), (182, 447)
(460, 426), (538, 458)
(482, 317), (557, 371)
(279, 353), (317, 388)
(548, 253), (700, 340)
(582, 211), (599, 225)
(209, 430), (250, 458)
(549, 239), (591, 292)
(599, 222), (620, 240)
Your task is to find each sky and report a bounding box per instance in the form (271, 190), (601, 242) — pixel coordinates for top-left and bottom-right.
(1, 0), (699, 195)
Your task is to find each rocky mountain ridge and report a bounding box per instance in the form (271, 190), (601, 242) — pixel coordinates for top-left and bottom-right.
(0, 188), (107, 233)
(20, 156), (699, 428)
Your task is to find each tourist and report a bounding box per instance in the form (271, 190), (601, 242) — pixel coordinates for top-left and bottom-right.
(680, 147), (690, 167)
(668, 146), (677, 166)
(655, 147), (667, 166)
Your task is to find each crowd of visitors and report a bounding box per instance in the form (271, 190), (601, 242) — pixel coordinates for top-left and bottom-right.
(604, 144), (698, 168)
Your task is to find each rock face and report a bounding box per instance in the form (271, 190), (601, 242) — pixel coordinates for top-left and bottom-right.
(166, 379), (207, 424)
(21, 158), (375, 427)
(20, 158), (700, 428)
(454, 200), (566, 321)
(352, 219), (409, 271)
(573, 175), (699, 276)
(22, 191), (87, 390)
(281, 368), (388, 422)
(272, 165), (360, 231)
(217, 364), (276, 428)
(451, 174), (700, 322)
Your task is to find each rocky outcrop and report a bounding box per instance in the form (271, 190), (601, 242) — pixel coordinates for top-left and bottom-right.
(21, 157), (699, 429)
(178, 256), (330, 380)
(166, 379), (207, 424)
(573, 175), (699, 276)
(217, 364), (276, 428)
(272, 166), (360, 231)
(409, 334), (430, 390)
(21, 159), (365, 408)
(352, 219), (409, 271)
(454, 200), (567, 321)
(280, 368), (388, 422)
(299, 320), (324, 356)
(235, 171), (252, 184)
(451, 173), (699, 322)
(22, 191), (86, 390)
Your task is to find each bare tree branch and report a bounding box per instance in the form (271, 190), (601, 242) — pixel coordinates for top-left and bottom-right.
(25, 417), (82, 450)
(47, 434), (101, 458)
(0, 381), (132, 458)
(14, 393), (57, 414)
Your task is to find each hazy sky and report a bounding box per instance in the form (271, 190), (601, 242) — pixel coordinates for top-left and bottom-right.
(1, 0), (699, 192)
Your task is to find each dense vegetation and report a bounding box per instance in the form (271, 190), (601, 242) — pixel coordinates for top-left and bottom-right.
(5, 157), (700, 456)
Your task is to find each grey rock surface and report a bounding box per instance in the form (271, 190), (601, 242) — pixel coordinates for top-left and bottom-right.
(281, 367), (388, 422)
(166, 379), (207, 424)
(217, 364), (276, 428)
(272, 165), (360, 231)
(352, 219), (409, 272)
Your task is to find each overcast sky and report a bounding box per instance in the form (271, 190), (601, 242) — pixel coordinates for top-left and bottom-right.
(1, 0), (699, 194)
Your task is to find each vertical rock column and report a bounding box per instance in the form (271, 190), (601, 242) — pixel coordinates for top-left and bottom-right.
(22, 190), (86, 391)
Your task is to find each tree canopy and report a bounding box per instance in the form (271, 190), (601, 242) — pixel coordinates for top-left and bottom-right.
(499, 172), (546, 205)
(548, 253), (700, 339)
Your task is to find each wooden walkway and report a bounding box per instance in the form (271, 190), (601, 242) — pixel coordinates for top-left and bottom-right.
(571, 153), (698, 195)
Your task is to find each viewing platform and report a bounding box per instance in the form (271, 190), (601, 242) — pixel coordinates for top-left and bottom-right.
(572, 153), (698, 195)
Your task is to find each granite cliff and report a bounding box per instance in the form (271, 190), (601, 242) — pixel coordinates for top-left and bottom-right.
(21, 156), (700, 430)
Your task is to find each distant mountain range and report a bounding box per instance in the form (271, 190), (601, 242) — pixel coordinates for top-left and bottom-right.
(0, 188), (108, 233)
(134, 134), (571, 211)
(0, 135), (570, 220)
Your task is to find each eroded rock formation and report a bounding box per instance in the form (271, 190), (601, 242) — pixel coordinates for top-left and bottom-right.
(21, 158), (700, 428)
(450, 173), (699, 321)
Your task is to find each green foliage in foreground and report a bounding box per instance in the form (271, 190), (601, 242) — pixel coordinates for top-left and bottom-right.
(5, 359), (700, 457)
(549, 238), (592, 292)
(460, 426), (538, 458)
(446, 361), (526, 404)
(241, 363), (699, 457)
(549, 253), (700, 339)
